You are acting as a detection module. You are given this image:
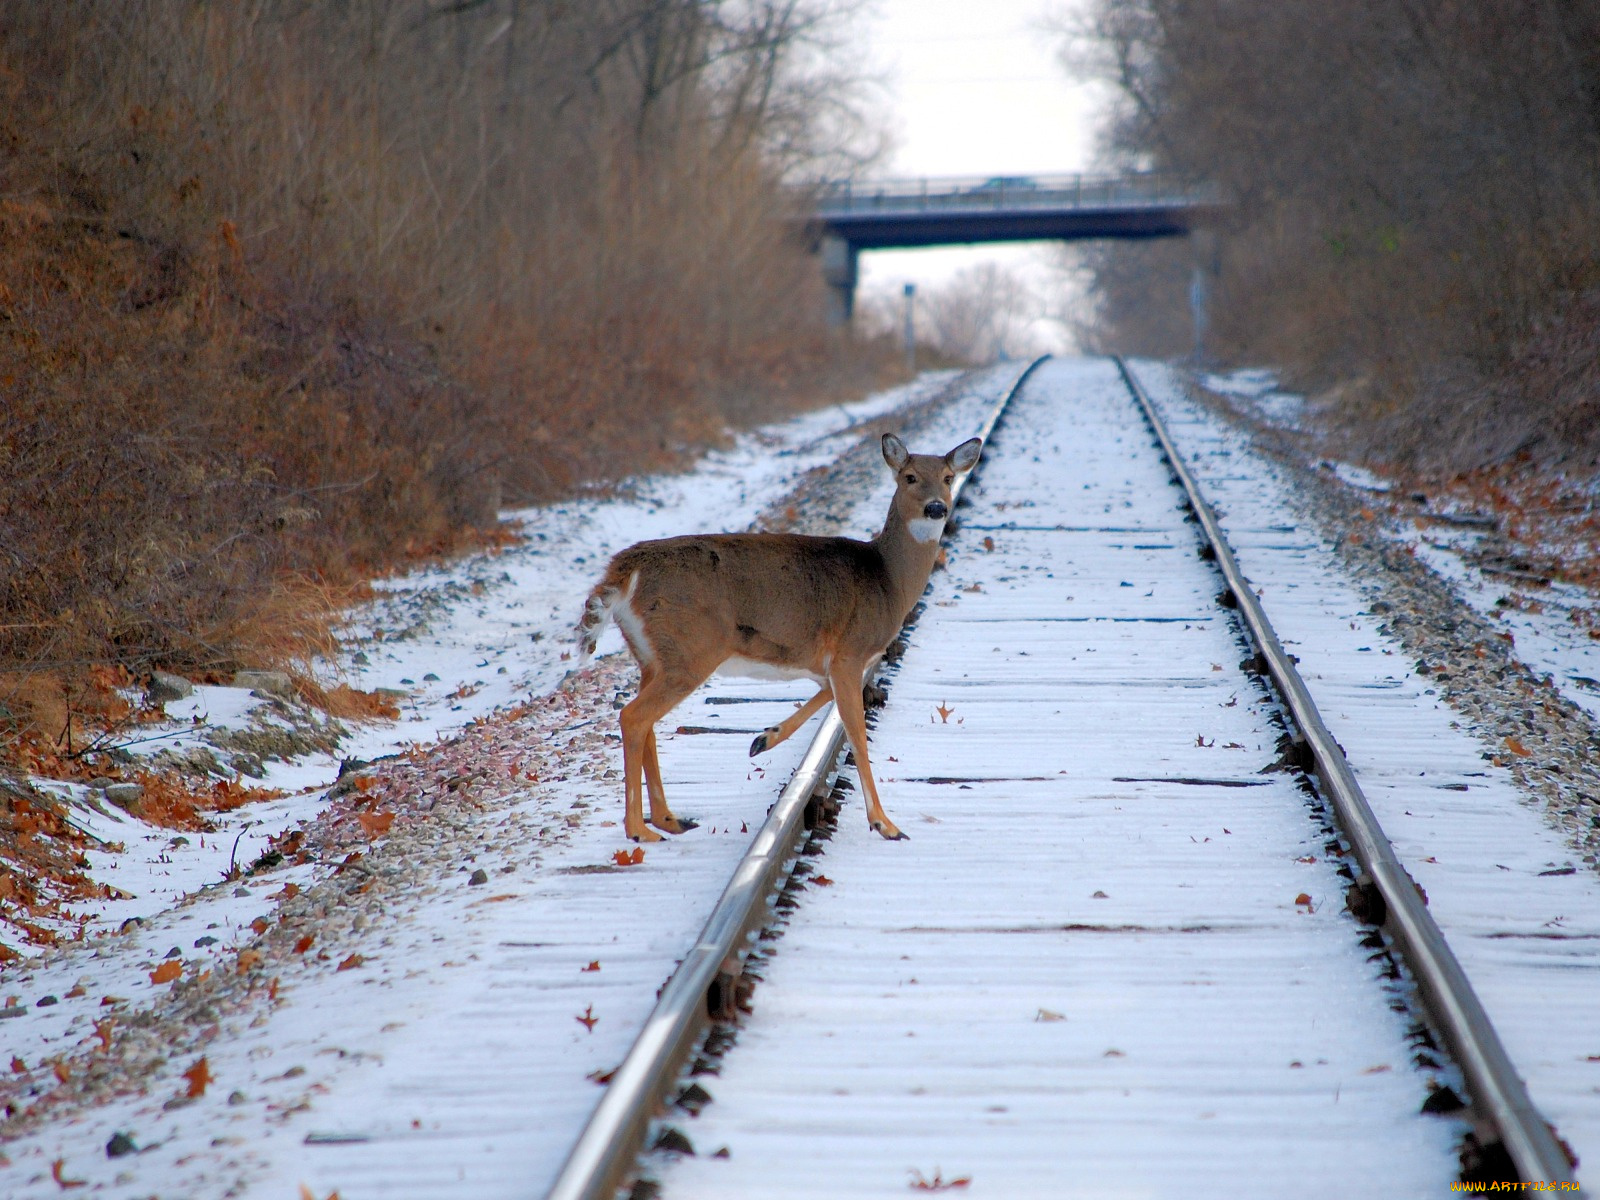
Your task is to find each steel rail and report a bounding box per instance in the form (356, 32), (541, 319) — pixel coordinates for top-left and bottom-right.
(1115, 357), (1571, 1184)
(544, 356), (1048, 1200)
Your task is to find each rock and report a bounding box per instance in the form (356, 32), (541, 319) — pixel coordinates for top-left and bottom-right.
(36, 994), (58, 1007)
(231, 670), (295, 699)
(88, 776), (117, 792)
(104, 783), (144, 809)
(468, 868), (489, 885)
(423, 672), (441, 682)
(194, 935), (218, 948)
(106, 1131), (138, 1157)
(230, 753), (265, 778)
(147, 671), (194, 703)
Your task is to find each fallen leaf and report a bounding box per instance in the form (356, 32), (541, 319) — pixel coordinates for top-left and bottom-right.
(612, 847), (645, 867)
(183, 1055), (212, 1097)
(63, 985), (84, 999)
(908, 1168), (971, 1192)
(962, 583), (982, 593)
(51, 1159), (86, 1189)
(1361, 1063), (1392, 1075)
(52, 1059), (70, 1083)
(93, 1019), (113, 1051)
(9, 1056), (23, 1073)
(1294, 893), (1314, 910)
(1195, 734), (1214, 747)
(1504, 736), (1533, 757)
(149, 960), (182, 985)
(576, 1005), (599, 1032)
(1103, 1048), (1126, 1058)
(812, 875), (835, 887)
(935, 702), (954, 723)
(586, 1066), (616, 1085)
(336, 954), (365, 972)
(251, 917), (270, 935)
(274, 883), (300, 901)
(237, 949), (262, 974)
(357, 811), (396, 838)
(581, 961), (601, 972)
(981, 536), (995, 551)
(293, 934), (315, 955)
(1035, 1009), (1066, 1022)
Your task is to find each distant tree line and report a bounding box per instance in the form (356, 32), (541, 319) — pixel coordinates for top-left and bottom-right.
(1064, 0), (1600, 470)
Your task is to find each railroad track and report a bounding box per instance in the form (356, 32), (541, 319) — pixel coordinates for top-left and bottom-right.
(547, 357), (1575, 1199)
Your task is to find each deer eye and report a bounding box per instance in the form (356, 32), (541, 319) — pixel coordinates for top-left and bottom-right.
(943, 475), (953, 485)
(904, 473), (917, 484)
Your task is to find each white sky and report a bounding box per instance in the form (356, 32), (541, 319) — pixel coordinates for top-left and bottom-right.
(854, 0), (1105, 351)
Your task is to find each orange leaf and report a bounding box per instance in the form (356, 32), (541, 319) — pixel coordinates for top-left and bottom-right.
(9, 1056), (23, 1073)
(237, 949), (262, 974)
(336, 953), (365, 972)
(52, 1060), (70, 1083)
(183, 1055), (212, 1097)
(812, 875), (835, 887)
(612, 847), (645, 867)
(1505, 736), (1533, 757)
(274, 883), (300, 900)
(935, 702), (954, 723)
(51, 1159), (86, 1189)
(908, 1168), (971, 1191)
(63, 985), (84, 999)
(357, 811), (395, 838)
(93, 1019), (113, 1051)
(293, 934), (315, 955)
(1294, 893), (1314, 909)
(581, 961), (601, 972)
(251, 917), (270, 935)
(150, 960), (182, 985)
(576, 1005), (599, 1032)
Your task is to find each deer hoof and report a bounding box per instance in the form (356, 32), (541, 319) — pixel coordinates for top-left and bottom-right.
(871, 820), (909, 842)
(653, 815), (698, 835)
(749, 731), (772, 757)
(628, 826), (664, 843)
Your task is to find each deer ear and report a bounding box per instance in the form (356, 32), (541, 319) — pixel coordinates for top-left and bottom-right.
(882, 433), (909, 470)
(946, 437), (982, 473)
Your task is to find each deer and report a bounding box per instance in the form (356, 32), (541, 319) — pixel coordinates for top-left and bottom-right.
(575, 432), (983, 843)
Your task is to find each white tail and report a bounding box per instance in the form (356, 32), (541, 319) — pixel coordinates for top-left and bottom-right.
(577, 432), (982, 842)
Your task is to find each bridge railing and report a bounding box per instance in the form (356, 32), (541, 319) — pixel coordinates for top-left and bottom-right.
(813, 172), (1218, 216)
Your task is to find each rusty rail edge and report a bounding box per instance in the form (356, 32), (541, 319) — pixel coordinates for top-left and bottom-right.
(1116, 356), (1571, 1184)
(544, 355), (1049, 1200)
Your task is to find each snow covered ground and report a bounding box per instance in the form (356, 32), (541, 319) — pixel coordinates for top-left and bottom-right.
(3, 355), (1597, 1197)
(1142, 360), (1600, 1190)
(0, 365), (1026, 1197)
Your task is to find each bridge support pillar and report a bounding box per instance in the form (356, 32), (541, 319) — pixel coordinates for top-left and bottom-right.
(820, 234), (858, 326)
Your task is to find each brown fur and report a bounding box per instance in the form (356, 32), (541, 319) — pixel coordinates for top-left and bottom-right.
(578, 433), (982, 841)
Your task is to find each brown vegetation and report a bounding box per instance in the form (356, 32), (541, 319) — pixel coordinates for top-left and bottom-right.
(0, 1), (891, 755)
(1065, 0), (1600, 473)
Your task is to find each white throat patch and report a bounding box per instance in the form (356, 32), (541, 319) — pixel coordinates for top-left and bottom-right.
(907, 517), (946, 544)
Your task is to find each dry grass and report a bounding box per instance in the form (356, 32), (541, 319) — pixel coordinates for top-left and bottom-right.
(0, 2), (896, 762)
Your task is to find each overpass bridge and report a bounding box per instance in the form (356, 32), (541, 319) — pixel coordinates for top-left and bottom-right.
(808, 172), (1222, 324)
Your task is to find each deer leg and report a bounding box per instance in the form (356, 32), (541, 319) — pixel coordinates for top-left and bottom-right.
(829, 661), (906, 841)
(644, 728), (697, 834)
(618, 666), (698, 843)
(749, 683), (834, 757)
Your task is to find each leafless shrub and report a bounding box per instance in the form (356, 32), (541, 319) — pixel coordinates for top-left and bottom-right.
(1061, 0), (1600, 470)
(0, 0), (891, 747)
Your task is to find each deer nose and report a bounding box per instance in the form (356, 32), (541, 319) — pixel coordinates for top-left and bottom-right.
(923, 500), (948, 521)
